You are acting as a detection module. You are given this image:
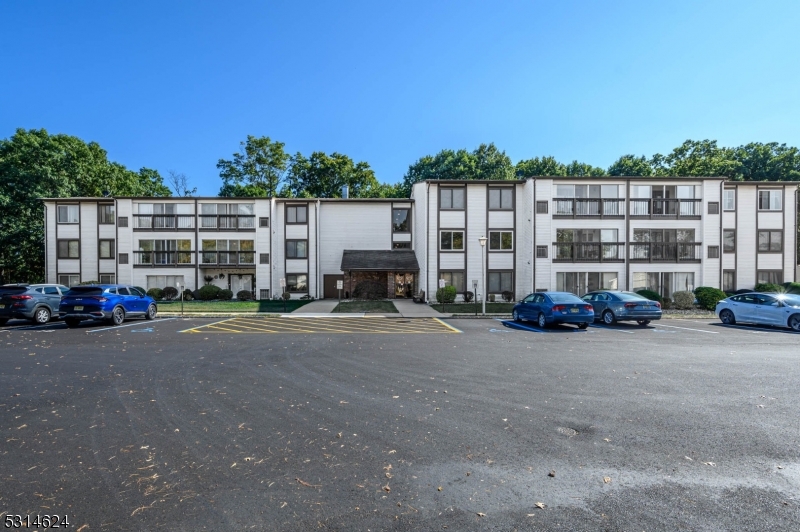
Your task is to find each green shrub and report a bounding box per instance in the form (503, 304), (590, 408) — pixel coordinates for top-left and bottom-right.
(352, 280), (387, 300)
(236, 290), (253, 301)
(636, 289), (662, 302)
(182, 289), (194, 301)
(463, 291), (474, 303)
(782, 282), (800, 294)
(672, 291), (695, 310)
(196, 284), (221, 301)
(693, 286), (727, 310)
(281, 291), (292, 300)
(661, 297), (672, 310)
(146, 287), (164, 300)
(436, 285), (457, 304)
(501, 290), (514, 302)
(754, 283), (782, 293)
(218, 289), (233, 300)
(162, 286), (179, 300)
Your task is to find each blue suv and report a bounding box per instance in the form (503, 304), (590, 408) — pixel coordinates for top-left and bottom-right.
(59, 284), (157, 328)
(0, 284), (70, 325)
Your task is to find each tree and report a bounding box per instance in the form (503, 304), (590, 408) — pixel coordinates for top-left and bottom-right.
(0, 128), (170, 283)
(167, 170), (197, 196)
(565, 160), (605, 177)
(732, 142), (800, 181)
(515, 156), (567, 177)
(217, 136), (290, 197)
(607, 154), (653, 176)
(283, 152), (380, 198)
(650, 139), (740, 177)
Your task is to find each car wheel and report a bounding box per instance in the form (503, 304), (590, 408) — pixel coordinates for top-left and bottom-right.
(788, 314), (800, 332)
(64, 318), (81, 328)
(33, 307), (51, 324)
(578, 322), (588, 329)
(110, 306), (125, 326)
(602, 310), (616, 325)
(145, 304), (157, 320)
(719, 309), (735, 325)
(537, 312), (547, 328)
(636, 319), (650, 326)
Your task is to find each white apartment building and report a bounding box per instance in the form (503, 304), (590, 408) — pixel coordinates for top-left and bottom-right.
(41, 178), (799, 301)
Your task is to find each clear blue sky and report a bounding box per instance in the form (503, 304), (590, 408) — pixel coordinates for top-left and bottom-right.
(2, 1), (799, 195)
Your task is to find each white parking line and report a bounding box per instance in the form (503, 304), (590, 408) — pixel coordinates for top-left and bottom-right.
(720, 324), (800, 335)
(86, 318), (177, 333)
(653, 324), (718, 334)
(9, 322), (68, 331)
(589, 324), (634, 334)
(494, 318), (546, 334)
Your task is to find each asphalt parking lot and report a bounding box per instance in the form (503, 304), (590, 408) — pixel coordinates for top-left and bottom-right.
(1, 316), (799, 531)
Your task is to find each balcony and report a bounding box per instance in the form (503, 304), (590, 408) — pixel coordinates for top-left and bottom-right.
(552, 242), (626, 263)
(133, 214), (195, 230)
(629, 242), (702, 262)
(199, 215), (256, 231)
(199, 251), (256, 267)
(552, 198), (625, 218)
(629, 199), (701, 219)
(133, 251), (195, 267)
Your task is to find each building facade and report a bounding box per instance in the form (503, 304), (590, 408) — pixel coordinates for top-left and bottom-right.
(42, 178), (799, 301)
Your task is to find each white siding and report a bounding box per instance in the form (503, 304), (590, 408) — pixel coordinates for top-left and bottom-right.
(488, 211), (513, 228)
(308, 203), (317, 297)
(286, 259), (308, 273)
(517, 180), (534, 297)
(57, 259), (80, 273)
(757, 254), (783, 270)
(736, 189), (757, 288)
(466, 185), (487, 302)
(427, 185), (439, 299)
(286, 224), (308, 240)
(702, 181), (722, 288)
(534, 179), (553, 291)
(319, 203), (392, 275)
(46, 203), (57, 283)
(439, 210), (465, 229)
(117, 199), (134, 285)
(440, 253), (465, 269)
(393, 233), (411, 242)
(784, 188), (797, 282)
(99, 259), (116, 274)
(488, 253), (514, 270)
(255, 199), (271, 297)
(411, 183), (428, 299)
(757, 212), (783, 228)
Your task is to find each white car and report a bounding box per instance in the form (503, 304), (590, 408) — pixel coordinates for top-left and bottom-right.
(716, 292), (800, 331)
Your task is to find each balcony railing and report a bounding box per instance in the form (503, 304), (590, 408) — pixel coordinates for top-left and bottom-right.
(199, 215), (256, 231)
(133, 251), (195, 266)
(552, 198), (625, 218)
(628, 242), (702, 262)
(133, 214), (195, 230)
(552, 242), (626, 262)
(629, 199), (701, 218)
(199, 251), (256, 266)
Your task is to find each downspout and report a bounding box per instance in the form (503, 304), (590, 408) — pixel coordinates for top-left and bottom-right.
(719, 180), (724, 289)
(316, 200), (321, 299)
(532, 178), (536, 292)
(270, 197), (274, 299)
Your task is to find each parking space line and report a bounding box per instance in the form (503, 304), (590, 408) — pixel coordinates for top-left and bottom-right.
(495, 319), (546, 334)
(87, 318), (177, 333)
(589, 324), (635, 334)
(653, 324), (718, 334)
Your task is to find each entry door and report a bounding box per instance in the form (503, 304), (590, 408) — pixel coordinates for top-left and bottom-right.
(230, 275), (253, 296)
(324, 275), (344, 299)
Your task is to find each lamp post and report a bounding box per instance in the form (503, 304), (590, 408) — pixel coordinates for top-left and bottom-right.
(478, 236), (487, 316)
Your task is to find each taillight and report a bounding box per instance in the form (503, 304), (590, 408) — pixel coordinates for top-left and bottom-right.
(10, 295), (33, 300)
(624, 302), (637, 308)
(654, 302), (661, 308)
(584, 305), (593, 312)
(552, 305), (565, 312)
(91, 297), (108, 302)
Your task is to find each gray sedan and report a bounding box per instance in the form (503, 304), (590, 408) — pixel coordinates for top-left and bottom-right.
(716, 292), (800, 331)
(581, 290), (663, 326)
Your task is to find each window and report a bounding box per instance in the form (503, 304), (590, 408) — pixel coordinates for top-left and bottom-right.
(633, 272), (694, 298)
(393, 209), (410, 232)
(757, 270), (783, 285)
(440, 188), (465, 210)
(440, 271), (465, 292)
(555, 184), (618, 198)
(708, 246), (720, 259)
(260, 253), (270, 265)
(708, 202), (719, 215)
(758, 190), (782, 211)
(723, 229), (735, 252)
(286, 240), (308, 259)
(758, 230), (782, 252)
(440, 231), (464, 251)
(130, 287), (145, 296)
(286, 274), (308, 292)
(488, 188), (513, 209)
(57, 205), (79, 224)
(536, 245), (548, 258)
(259, 289), (270, 300)
(139, 239), (193, 264)
(536, 201), (548, 214)
(117, 216), (128, 227)
(723, 270), (735, 292)
(119, 253), (129, 264)
(98, 204), (115, 224)
(489, 231), (513, 251)
(286, 205), (308, 224)
(557, 272), (618, 294)
(146, 275), (185, 290)
(393, 242), (411, 249)
(58, 274), (80, 287)
(99, 274), (115, 284)
(488, 272), (513, 293)
(99, 240), (115, 259)
(259, 217), (269, 228)
(723, 189), (735, 211)
(632, 229), (695, 242)
(57, 240), (80, 258)
(557, 229), (618, 243)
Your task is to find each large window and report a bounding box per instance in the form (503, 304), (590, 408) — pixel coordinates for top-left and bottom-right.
(723, 229), (735, 252)
(98, 204), (115, 224)
(58, 274), (80, 287)
(201, 240), (254, 264)
(723, 189), (735, 211)
(555, 184), (619, 198)
(557, 229), (618, 242)
(139, 239), (193, 264)
(633, 229), (695, 242)
(488, 271), (513, 293)
(631, 185), (697, 199)
(439, 271), (465, 292)
(57, 205), (79, 224)
(440, 231), (464, 251)
(632, 272), (695, 298)
(488, 188), (513, 209)
(286, 240), (308, 259)
(393, 209), (410, 232)
(489, 231), (513, 251)
(57, 240), (80, 259)
(758, 230), (782, 252)
(557, 272), (618, 294)
(723, 270), (736, 292)
(286, 205), (308, 224)
(286, 274), (308, 292)
(758, 190), (782, 211)
(440, 188), (465, 210)
(757, 270), (783, 285)
(199, 203), (254, 229)
(147, 275), (185, 290)
(99, 240), (115, 259)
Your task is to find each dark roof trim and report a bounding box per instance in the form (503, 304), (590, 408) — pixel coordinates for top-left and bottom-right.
(340, 250), (420, 271)
(531, 175), (727, 181)
(424, 179), (525, 184)
(724, 181), (800, 186)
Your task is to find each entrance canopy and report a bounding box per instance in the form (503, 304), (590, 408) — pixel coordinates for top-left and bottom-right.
(340, 250), (419, 272)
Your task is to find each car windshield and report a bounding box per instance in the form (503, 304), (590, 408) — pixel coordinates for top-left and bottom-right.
(0, 286), (28, 295)
(779, 294), (800, 308)
(549, 293), (584, 303)
(616, 292), (649, 301)
(65, 287), (104, 296)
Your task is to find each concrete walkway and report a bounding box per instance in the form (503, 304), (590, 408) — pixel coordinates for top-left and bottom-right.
(392, 299), (451, 318)
(290, 299), (339, 314)
(290, 299), (451, 318)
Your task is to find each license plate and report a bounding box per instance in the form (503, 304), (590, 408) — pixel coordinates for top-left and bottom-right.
(74, 306), (84, 311)
(570, 307), (579, 313)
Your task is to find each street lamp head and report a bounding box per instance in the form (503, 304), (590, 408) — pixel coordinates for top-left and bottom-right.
(479, 236), (487, 247)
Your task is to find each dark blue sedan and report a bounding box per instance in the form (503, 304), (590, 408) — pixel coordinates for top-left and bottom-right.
(59, 284), (157, 328)
(512, 292), (594, 329)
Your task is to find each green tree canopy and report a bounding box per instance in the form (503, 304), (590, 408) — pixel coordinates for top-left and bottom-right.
(0, 128), (170, 282)
(217, 135), (290, 197)
(607, 154), (653, 176)
(283, 151), (380, 198)
(515, 156), (567, 177)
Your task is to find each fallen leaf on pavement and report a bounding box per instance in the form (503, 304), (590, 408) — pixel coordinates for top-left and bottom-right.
(603, 476), (611, 484)
(535, 502), (546, 509)
(548, 470), (556, 477)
